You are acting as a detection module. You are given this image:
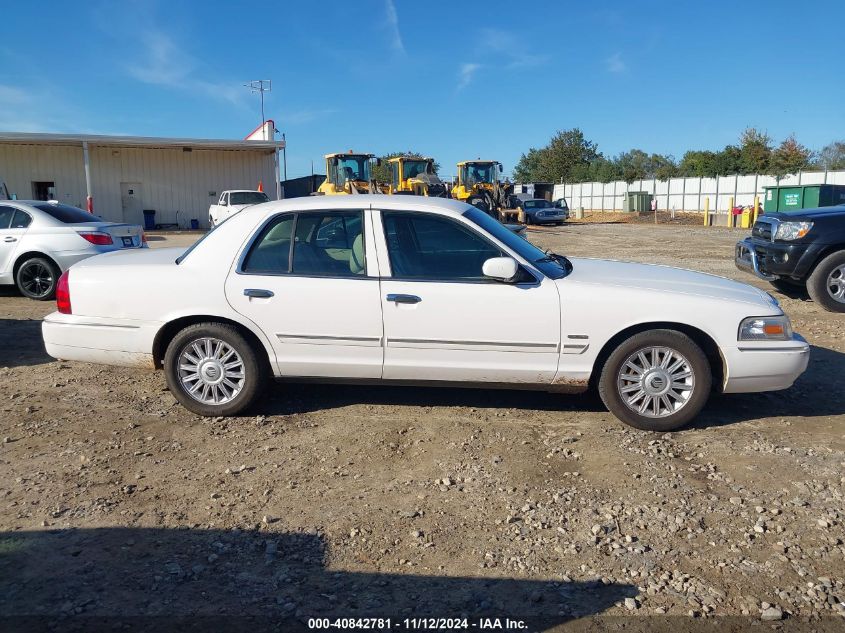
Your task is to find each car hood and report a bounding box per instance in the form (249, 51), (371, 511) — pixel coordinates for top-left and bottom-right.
(563, 257), (778, 308)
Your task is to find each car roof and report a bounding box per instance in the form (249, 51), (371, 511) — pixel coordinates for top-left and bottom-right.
(247, 194), (474, 219)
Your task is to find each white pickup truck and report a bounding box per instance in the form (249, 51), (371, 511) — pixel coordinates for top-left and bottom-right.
(208, 190), (269, 227)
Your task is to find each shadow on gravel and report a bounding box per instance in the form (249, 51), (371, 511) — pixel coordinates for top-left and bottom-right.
(692, 344), (845, 429)
(0, 318), (51, 368)
(264, 382), (607, 416)
(0, 527), (634, 632)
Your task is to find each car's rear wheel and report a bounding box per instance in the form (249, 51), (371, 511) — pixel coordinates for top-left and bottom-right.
(598, 329), (711, 431)
(15, 256), (60, 300)
(164, 322), (268, 417)
(806, 250), (845, 312)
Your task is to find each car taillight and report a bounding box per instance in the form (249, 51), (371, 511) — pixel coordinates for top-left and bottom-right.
(56, 270), (71, 314)
(78, 232), (113, 245)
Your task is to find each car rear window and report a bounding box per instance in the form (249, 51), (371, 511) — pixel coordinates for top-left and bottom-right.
(33, 203), (100, 223)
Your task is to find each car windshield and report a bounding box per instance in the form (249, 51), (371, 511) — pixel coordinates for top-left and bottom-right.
(33, 202), (100, 223)
(334, 156), (371, 184)
(463, 207), (569, 280)
(461, 163), (495, 185)
(403, 160), (430, 179)
(524, 200), (551, 209)
(230, 191), (269, 205)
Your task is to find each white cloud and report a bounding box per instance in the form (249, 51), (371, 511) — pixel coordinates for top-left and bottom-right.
(457, 63), (482, 90)
(126, 28), (247, 107)
(384, 0), (406, 56)
(606, 52), (626, 73)
(479, 28), (548, 70)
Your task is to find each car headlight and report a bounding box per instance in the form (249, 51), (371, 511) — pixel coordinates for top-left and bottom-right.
(738, 315), (792, 341)
(774, 221), (813, 241)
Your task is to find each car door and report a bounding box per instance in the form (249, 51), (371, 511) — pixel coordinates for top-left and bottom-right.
(374, 209), (561, 383)
(224, 208), (384, 378)
(0, 205), (27, 281)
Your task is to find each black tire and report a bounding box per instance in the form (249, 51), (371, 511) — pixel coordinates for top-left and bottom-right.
(164, 322), (269, 417)
(598, 329), (711, 431)
(806, 250), (845, 312)
(15, 256), (60, 300)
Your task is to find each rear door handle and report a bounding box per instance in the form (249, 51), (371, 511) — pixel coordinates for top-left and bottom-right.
(386, 293), (421, 304)
(244, 288), (274, 298)
(4, 237), (16, 242)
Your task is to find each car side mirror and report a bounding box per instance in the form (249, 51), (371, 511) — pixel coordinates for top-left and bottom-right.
(482, 257), (519, 282)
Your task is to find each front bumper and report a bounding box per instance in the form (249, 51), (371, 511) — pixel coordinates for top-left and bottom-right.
(532, 212), (568, 224)
(722, 334), (810, 393)
(735, 237), (817, 282)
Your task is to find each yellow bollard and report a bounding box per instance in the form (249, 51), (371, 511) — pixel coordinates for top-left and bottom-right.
(703, 197), (710, 226)
(727, 196), (734, 228)
(752, 195), (760, 225)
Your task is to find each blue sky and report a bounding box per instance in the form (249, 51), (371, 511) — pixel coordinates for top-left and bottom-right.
(2, 0), (844, 179)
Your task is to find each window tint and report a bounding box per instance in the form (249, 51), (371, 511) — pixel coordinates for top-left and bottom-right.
(292, 212), (365, 276)
(241, 215), (295, 273)
(0, 206), (14, 229)
(242, 211), (366, 277)
(230, 191), (269, 205)
(33, 202), (99, 223)
(382, 212), (502, 280)
(11, 210), (32, 228)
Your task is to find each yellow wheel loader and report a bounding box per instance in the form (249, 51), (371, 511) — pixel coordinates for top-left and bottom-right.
(450, 160), (515, 219)
(387, 156), (448, 197)
(317, 152), (382, 195)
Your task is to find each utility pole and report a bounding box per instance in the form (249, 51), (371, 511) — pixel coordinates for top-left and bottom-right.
(244, 80), (272, 127)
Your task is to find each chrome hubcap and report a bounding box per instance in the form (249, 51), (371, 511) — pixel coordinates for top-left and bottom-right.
(178, 338), (245, 405)
(617, 346), (695, 418)
(20, 263), (53, 297)
(827, 265), (845, 303)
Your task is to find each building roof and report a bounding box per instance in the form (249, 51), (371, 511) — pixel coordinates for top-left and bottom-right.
(0, 131), (284, 151)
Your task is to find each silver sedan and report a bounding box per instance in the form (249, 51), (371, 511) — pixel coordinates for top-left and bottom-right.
(0, 200), (146, 300)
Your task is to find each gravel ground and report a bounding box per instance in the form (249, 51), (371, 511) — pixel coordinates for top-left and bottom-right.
(1, 223), (843, 630)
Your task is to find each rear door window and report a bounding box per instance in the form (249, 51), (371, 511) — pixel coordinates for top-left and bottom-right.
(0, 206), (14, 229)
(11, 210), (32, 228)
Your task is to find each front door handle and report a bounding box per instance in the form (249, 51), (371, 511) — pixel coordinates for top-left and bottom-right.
(386, 293), (421, 304)
(4, 237), (16, 242)
(244, 288), (274, 298)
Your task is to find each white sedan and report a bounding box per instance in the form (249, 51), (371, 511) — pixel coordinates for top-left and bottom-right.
(42, 196), (809, 431)
(0, 200), (146, 300)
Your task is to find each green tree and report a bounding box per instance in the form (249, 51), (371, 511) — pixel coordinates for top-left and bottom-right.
(513, 128), (600, 183)
(678, 150), (719, 177)
(770, 135), (813, 178)
(816, 141), (845, 170)
(738, 127), (772, 174)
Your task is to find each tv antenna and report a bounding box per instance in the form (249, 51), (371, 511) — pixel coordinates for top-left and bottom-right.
(244, 80), (272, 125)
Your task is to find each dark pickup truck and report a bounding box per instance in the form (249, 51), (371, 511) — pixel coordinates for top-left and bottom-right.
(735, 205), (845, 312)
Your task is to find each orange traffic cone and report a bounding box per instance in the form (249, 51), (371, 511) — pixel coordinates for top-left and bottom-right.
(257, 180), (264, 192)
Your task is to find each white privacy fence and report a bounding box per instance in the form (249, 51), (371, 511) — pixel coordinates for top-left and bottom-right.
(553, 170), (845, 213)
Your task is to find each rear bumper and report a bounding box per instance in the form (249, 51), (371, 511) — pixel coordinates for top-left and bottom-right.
(722, 334), (810, 393)
(42, 312), (159, 369)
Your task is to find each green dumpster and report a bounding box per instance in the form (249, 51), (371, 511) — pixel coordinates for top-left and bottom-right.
(763, 184), (845, 213)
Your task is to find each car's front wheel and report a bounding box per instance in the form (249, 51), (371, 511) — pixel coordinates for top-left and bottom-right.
(806, 250), (845, 312)
(598, 329), (711, 431)
(164, 322), (268, 417)
(15, 256), (60, 300)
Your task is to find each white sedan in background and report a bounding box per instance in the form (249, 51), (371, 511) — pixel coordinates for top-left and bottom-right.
(42, 196), (809, 431)
(0, 200), (146, 300)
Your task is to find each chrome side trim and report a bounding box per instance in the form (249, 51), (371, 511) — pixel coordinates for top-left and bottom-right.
(386, 337), (559, 353)
(275, 333), (383, 347)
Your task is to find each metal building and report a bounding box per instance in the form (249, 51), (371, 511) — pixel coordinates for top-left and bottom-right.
(0, 132), (285, 229)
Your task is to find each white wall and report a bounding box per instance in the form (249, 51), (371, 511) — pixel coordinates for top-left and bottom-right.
(0, 143), (277, 228)
(554, 170), (845, 212)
